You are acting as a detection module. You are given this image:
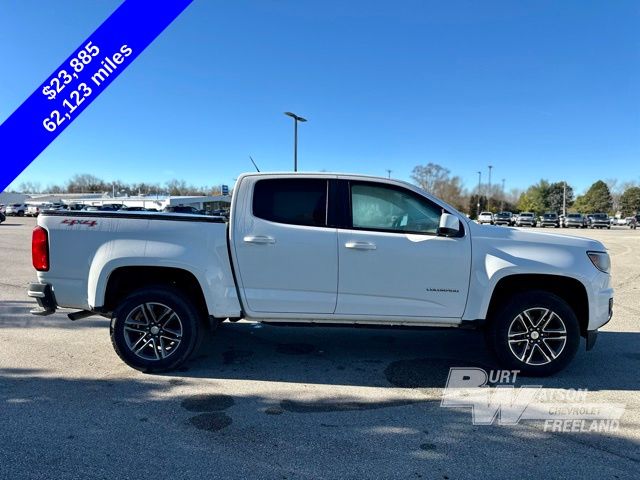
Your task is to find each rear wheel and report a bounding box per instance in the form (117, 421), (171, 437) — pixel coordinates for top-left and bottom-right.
(486, 291), (580, 376)
(110, 286), (203, 372)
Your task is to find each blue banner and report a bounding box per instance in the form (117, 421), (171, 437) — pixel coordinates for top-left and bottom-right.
(0, 0), (194, 192)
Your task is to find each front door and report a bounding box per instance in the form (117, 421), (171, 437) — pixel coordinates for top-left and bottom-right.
(336, 180), (471, 319)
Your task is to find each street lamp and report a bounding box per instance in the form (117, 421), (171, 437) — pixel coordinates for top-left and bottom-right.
(284, 112), (307, 172)
(488, 165), (493, 210)
(477, 171), (482, 217)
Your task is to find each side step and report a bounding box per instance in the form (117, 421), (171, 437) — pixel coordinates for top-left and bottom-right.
(67, 310), (98, 321)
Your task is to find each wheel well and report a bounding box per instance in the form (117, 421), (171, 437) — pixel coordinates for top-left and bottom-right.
(103, 266), (208, 319)
(486, 274), (589, 336)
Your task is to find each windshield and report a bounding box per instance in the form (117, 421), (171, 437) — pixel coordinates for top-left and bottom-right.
(567, 214), (581, 218)
(544, 214), (557, 218)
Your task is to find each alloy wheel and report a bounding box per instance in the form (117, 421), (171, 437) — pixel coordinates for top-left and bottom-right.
(507, 307), (567, 366)
(123, 302), (183, 361)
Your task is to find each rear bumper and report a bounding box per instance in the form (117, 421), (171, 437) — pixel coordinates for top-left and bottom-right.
(27, 282), (57, 316)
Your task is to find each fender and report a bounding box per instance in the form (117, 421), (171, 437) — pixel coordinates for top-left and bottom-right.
(462, 229), (603, 328)
(88, 238), (241, 318)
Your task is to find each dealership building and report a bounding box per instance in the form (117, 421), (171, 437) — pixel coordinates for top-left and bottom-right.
(1, 192), (231, 213)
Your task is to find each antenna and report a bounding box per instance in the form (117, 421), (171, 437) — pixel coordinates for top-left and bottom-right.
(249, 155), (260, 172)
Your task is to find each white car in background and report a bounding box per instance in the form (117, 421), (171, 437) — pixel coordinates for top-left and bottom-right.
(5, 203), (27, 216)
(27, 204), (50, 217)
(477, 211), (494, 225)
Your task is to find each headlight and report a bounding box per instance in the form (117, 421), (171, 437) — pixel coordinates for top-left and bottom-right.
(587, 251), (611, 274)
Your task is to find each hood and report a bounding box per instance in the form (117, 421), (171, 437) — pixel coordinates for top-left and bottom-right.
(468, 222), (605, 252)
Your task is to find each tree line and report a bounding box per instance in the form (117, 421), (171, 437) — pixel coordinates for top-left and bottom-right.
(411, 163), (640, 218)
(15, 174), (223, 197)
(12, 166), (640, 218)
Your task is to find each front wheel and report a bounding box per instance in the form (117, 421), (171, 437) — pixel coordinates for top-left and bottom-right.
(485, 291), (580, 376)
(110, 286), (203, 372)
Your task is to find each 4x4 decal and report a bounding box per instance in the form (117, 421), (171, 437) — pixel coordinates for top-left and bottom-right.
(61, 219), (97, 227)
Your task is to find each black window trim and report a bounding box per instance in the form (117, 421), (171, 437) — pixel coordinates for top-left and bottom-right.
(341, 179), (465, 237)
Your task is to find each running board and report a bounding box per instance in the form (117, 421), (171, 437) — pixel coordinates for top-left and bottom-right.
(67, 310), (98, 321)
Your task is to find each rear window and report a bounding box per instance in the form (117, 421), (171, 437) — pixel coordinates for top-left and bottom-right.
(253, 178), (328, 227)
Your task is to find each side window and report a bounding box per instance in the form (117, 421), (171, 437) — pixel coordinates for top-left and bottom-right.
(253, 178), (328, 227)
(350, 182), (443, 234)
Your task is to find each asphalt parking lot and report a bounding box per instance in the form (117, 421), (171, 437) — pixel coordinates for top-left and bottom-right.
(1, 216), (638, 479)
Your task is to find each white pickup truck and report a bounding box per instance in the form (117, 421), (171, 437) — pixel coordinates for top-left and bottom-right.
(28, 173), (614, 376)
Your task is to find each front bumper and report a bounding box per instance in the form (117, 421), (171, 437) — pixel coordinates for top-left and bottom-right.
(27, 282), (57, 316)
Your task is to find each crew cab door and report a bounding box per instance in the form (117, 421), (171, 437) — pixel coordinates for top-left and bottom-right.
(336, 180), (471, 319)
(231, 176), (338, 314)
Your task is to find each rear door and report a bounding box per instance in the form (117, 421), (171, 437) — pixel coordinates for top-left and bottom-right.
(232, 176), (338, 314)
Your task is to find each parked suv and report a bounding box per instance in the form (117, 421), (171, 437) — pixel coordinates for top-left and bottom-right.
(587, 213), (611, 229)
(516, 212), (537, 227)
(477, 211), (494, 225)
(163, 205), (203, 215)
(540, 212), (560, 228)
(494, 211), (514, 226)
(564, 213), (587, 228)
(5, 203), (27, 216)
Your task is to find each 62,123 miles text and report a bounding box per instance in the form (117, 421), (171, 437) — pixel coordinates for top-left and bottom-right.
(42, 83), (92, 132)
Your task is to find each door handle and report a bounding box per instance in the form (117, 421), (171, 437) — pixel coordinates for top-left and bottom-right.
(243, 235), (276, 245)
(345, 241), (376, 250)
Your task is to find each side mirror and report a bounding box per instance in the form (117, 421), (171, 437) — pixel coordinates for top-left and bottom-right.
(438, 213), (460, 237)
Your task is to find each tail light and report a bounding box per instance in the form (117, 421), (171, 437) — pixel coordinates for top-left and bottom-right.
(32, 226), (49, 271)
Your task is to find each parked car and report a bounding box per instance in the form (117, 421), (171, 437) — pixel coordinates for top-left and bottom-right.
(587, 213), (611, 229)
(540, 212), (560, 228)
(121, 206), (148, 212)
(515, 212), (537, 227)
(494, 211), (514, 226)
(27, 203), (52, 217)
(163, 205), (203, 215)
(477, 211), (494, 225)
(564, 213), (587, 228)
(626, 217), (637, 230)
(29, 172), (614, 377)
(5, 203), (27, 216)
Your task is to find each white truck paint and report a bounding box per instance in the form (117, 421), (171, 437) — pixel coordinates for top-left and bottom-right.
(29, 173), (614, 375)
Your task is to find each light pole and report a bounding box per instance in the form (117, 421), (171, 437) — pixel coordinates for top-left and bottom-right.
(501, 178), (505, 211)
(386, 169), (392, 179)
(563, 181), (567, 217)
(284, 112), (307, 172)
(487, 165), (493, 210)
(477, 171), (482, 217)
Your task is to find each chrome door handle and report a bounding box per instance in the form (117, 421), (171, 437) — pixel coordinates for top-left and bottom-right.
(243, 235), (276, 245)
(345, 241), (376, 250)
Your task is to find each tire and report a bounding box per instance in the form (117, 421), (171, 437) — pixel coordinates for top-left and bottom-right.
(17, 210), (24, 217)
(485, 291), (580, 376)
(110, 286), (203, 372)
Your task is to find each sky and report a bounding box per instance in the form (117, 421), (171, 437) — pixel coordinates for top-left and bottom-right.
(1, 0), (638, 195)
